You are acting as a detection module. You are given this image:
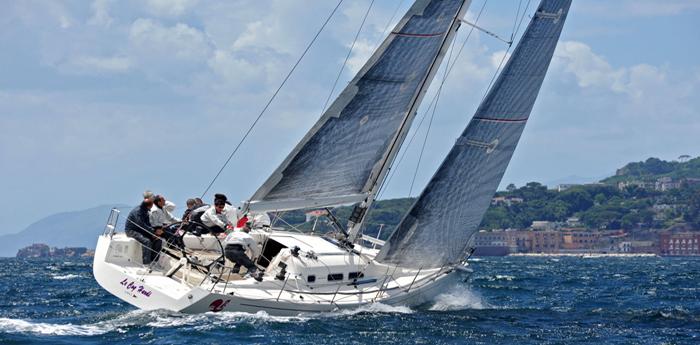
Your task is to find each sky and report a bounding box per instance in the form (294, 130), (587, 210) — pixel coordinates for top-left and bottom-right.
(1, 0), (698, 235)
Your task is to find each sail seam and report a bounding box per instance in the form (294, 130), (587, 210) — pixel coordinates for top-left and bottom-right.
(362, 76), (407, 84)
(391, 31), (444, 37)
(473, 116), (528, 123)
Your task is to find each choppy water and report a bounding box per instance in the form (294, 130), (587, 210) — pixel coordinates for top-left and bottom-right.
(0, 256), (698, 344)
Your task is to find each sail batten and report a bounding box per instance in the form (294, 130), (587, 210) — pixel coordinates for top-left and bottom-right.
(377, 0), (572, 268)
(249, 0), (470, 211)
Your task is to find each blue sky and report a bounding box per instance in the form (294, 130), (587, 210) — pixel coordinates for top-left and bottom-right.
(1, 0), (698, 235)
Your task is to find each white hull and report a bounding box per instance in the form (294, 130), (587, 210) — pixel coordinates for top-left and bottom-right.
(93, 232), (469, 316)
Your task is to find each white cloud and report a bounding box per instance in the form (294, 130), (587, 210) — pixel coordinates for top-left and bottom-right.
(346, 38), (375, 74)
(490, 50), (511, 70)
(553, 41), (627, 93)
(129, 18), (212, 61)
(551, 40), (699, 123)
(68, 56), (132, 73)
(206, 49), (266, 91)
(230, 0), (346, 55)
(59, 15), (72, 29)
(580, 0), (700, 17)
(88, 0), (113, 27)
(144, 0), (199, 17)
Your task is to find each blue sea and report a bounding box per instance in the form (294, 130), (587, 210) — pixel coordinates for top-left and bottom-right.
(0, 256), (698, 344)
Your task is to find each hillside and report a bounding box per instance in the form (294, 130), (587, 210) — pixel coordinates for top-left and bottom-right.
(480, 156), (700, 231)
(481, 181), (700, 230)
(0, 204), (127, 257)
(602, 156), (700, 184)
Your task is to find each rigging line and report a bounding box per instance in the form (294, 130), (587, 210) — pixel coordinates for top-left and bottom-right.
(408, 33), (457, 197)
(375, 0), (407, 49)
(375, 0), (489, 200)
(199, 0), (345, 198)
(511, 0), (523, 42)
(408, 84), (440, 197)
(458, 20), (512, 45)
(319, 0), (376, 115)
(480, 0), (531, 102)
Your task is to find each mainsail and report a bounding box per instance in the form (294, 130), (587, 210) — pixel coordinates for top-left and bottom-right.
(248, 0), (470, 212)
(377, 0), (572, 268)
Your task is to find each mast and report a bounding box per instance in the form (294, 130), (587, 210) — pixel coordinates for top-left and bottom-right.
(346, 0), (471, 243)
(246, 0), (472, 220)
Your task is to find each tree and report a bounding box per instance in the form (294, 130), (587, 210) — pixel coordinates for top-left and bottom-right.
(594, 193), (607, 205)
(558, 188), (593, 213)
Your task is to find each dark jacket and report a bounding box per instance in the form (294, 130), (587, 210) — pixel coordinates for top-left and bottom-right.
(182, 208), (194, 222)
(125, 202), (153, 236)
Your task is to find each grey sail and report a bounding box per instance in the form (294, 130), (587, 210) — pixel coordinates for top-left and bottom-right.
(248, 0), (470, 212)
(377, 0), (572, 268)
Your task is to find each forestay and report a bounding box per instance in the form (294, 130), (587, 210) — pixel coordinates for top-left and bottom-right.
(248, 0), (470, 212)
(377, 0), (573, 268)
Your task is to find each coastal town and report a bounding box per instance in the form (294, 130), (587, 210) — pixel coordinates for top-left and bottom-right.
(16, 243), (94, 259)
(474, 173), (700, 256)
(473, 221), (699, 257)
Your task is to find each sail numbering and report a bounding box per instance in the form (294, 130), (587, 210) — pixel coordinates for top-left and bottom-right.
(94, 0), (572, 315)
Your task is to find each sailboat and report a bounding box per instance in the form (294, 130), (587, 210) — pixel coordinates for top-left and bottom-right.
(93, 0), (572, 316)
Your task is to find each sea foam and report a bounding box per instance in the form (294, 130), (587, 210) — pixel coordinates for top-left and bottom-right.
(0, 317), (113, 336)
(52, 274), (82, 280)
(429, 285), (489, 311)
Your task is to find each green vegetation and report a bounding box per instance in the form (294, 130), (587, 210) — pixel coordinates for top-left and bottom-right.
(483, 156), (700, 230)
(481, 182), (676, 230)
(602, 156), (700, 184)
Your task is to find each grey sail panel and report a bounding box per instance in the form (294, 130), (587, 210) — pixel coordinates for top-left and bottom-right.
(377, 0), (572, 268)
(249, 0), (468, 210)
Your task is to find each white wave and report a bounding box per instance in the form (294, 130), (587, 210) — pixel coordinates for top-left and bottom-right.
(335, 303), (413, 316)
(217, 310), (310, 323)
(0, 310), (158, 336)
(52, 274), (82, 280)
(0, 309), (308, 336)
(143, 305), (412, 328)
(428, 285), (489, 311)
(146, 312), (209, 328)
(145, 309), (308, 329)
(0, 318), (114, 336)
(493, 274), (514, 281)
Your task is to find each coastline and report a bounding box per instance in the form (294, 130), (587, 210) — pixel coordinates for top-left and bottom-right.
(508, 253), (659, 258)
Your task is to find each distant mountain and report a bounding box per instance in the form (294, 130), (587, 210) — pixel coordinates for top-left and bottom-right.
(0, 204), (128, 257)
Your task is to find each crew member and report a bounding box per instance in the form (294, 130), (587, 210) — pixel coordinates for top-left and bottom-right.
(224, 226), (263, 281)
(181, 198), (196, 221)
(200, 198), (231, 234)
(150, 195), (184, 249)
(125, 193), (162, 265)
(150, 195), (180, 229)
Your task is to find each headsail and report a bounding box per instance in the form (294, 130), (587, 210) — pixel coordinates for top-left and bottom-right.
(377, 0), (572, 268)
(248, 0), (470, 212)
